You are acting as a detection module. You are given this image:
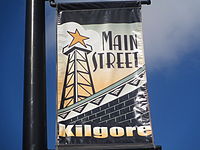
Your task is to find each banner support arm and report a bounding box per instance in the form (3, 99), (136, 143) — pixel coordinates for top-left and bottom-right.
(141, 0), (151, 5)
(46, 0), (151, 8)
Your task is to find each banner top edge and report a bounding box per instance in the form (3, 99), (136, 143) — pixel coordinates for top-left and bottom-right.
(57, 1), (145, 11)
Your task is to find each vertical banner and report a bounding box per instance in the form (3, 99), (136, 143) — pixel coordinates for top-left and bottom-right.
(57, 2), (154, 148)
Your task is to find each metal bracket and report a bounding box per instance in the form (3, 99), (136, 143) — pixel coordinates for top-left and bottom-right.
(46, 0), (56, 7)
(57, 145), (161, 150)
(141, 0), (151, 5)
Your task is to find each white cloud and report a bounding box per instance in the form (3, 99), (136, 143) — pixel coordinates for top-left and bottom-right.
(45, 0), (200, 70)
(142, 0), (200, 70)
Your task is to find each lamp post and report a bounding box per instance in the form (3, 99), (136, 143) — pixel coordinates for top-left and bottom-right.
(23, 0), (47, 150)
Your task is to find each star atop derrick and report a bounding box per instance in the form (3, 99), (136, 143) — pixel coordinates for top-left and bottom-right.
(68, 29), (89, 48)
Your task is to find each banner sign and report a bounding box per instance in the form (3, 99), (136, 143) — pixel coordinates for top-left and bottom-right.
(57, 2), (154, 147)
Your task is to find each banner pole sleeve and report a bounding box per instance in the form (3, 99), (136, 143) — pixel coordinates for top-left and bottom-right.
(49, 0), (151, 8)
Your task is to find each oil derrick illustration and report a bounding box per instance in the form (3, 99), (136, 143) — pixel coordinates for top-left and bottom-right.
(60, 29), (95, 109)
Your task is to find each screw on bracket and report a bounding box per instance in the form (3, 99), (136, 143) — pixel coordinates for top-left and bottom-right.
(48, 0), (56, 7)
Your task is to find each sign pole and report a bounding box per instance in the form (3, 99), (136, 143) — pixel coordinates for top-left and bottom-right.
(23, 0), (47, 150)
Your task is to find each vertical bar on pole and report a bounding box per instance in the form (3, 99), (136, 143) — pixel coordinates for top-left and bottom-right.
(23, 0), (47, 150)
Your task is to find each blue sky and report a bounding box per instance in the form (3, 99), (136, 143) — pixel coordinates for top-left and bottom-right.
(1, 0), (200, 150)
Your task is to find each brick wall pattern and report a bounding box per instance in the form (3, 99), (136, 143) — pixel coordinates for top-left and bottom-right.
(57, 67), (153, 144)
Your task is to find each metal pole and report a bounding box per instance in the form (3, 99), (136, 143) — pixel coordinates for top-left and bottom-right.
(23, 0), (47, 150)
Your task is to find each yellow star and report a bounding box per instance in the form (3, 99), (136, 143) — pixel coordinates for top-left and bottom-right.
(68, 29), (89, 48)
